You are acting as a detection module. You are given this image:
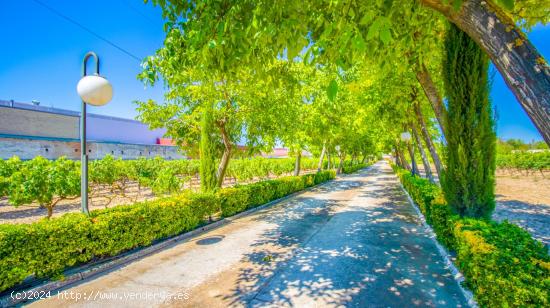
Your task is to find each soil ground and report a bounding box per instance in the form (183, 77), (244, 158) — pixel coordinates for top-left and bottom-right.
(416, 165), (549, 246)
(493, 171), (550, 246)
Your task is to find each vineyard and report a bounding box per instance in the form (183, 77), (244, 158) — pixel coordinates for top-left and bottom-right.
(496, 151), (550, 176)
(0, 155), (367, 219)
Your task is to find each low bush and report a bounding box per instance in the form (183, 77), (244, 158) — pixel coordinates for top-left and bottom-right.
(0, 170), (335, 293)
(392, 165), (549, 307)
(342, 162), (369, 174)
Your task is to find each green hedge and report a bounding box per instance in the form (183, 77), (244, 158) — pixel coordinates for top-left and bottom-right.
(392, 165), (549, 307)
(342, 163), (369, 174)
(0, 170), (335, 293)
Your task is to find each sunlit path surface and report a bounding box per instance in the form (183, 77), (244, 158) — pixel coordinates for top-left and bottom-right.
(31, 161), (468, 307)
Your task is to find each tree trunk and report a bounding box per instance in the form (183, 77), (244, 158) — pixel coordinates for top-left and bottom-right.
(361, 152), (368, 164)
(411, 123), (435, 183)
(327, 151), (331, 170)
(337, 152), (346, 174)
(317, 143), (326, 172)
(414, 102), (444, 179)
(397, 146), (411, 171)
(294, 150), (302, 176)
(394, 147), (400, 167)
(415, 63), (447, 138)
(406, 140), (419, 176)
(217, 124), (232, 188)
(421, 0), (550, 145)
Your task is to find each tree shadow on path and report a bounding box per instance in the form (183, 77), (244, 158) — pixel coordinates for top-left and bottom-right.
(218, 163), (468, 307)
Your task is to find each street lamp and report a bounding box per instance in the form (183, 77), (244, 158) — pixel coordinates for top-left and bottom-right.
(76, 52), (113, 215)
(400, 132), (411, 142)
(400, 131), (418, 176)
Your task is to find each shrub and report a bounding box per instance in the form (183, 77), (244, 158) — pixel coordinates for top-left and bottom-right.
(0, 156), (21, 198)
(8, 157), (80, 218)
(342, 163), (368, 174)
(0, 170), (335, 293)
(218, 187), (249, 217)
(454, 219), (549, 307)
(429, 195), (458, 249)
(393, 165), (549, 307)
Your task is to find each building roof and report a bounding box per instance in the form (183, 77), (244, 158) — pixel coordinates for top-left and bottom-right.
(0, 99), (143, 124)
(0, 99), (169, 145)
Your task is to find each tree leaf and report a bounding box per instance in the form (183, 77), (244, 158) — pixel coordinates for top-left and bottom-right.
(497, 0), (514, 11)
(353, 33), (366, 52)
(380, 28), (392, 45)
(366, 18), (382, 40)
(327, 79), (338, 102)
(452, 0), (463, 11)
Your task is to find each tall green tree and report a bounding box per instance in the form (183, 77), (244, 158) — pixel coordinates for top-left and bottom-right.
(146, 0), (550, 145)
(200, 103), (218, 192)
(442, 23), (496, 219)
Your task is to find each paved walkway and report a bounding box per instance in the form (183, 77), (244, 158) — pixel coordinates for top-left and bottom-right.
(31, 161), (468, 307)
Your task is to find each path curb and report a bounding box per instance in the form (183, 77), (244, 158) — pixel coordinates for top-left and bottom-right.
(0, 175), (343, 307)
(397, 181), (478, 308)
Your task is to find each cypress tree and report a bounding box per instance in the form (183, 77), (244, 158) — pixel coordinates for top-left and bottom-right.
(200, 102), (218, 192)
(441, 24), (496, 219)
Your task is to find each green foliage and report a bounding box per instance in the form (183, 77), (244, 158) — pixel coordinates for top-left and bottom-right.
(497, 151), (550, 172)
(393, 165), (549, 307)
(454, 219), (550, 307)
(150, 168), (183, 195)
(89, 155), (137, 204)
(442, 24), (496, 219)
(326, 79), (338, 102)
(200, 103), (218, 192)
(341, 162), (369, 174)
(226, 157), (318, 181)
(507, 0), (550, 29)
(0, 156), (21, 197)
(8, 157), (80, 217)
(0, 170), (335, 293)
(1, 155), (334, 215)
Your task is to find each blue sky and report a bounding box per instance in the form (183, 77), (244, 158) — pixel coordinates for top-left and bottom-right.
(0, 1), (548, 142)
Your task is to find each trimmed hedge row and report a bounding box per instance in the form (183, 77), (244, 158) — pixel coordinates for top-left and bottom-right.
(342, 163), (369, 174)
(392, 165), (549, 307)
(0, 170), (336, 293)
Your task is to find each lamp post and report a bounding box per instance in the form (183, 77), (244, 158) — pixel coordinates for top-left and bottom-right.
(76, 52), (113, 215)
(400, 131), (418, 176)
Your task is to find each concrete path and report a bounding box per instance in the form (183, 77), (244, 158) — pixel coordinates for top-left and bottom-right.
(31, 161), (468, 307)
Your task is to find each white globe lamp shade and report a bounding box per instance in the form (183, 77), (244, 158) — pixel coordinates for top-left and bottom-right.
(400, 132), (412, 142)
(77, 75), (113, 106)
